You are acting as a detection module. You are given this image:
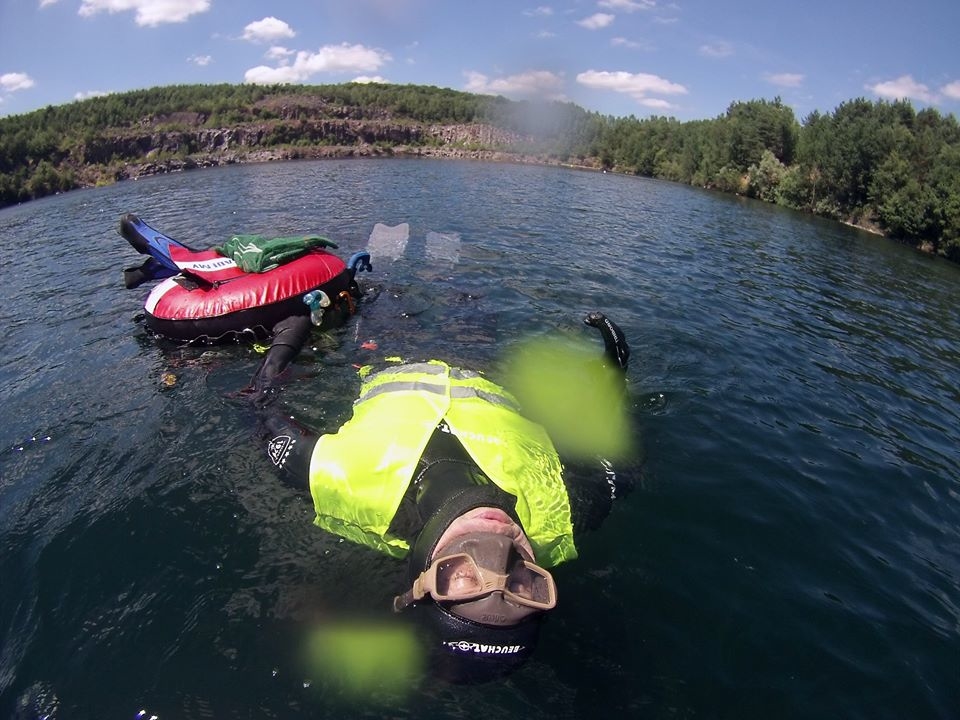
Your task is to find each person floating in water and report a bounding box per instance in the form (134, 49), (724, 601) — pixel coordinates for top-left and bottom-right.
(248, 310), (633, 682)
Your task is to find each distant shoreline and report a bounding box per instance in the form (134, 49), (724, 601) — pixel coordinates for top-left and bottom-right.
(6, 144), (904, 252)
(113, 142), (605, 181)
(119, 145), (895, 240)
(3, 84), (957, 263)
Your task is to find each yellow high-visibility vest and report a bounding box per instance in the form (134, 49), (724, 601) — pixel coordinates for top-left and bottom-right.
(309, 361), (577, 567)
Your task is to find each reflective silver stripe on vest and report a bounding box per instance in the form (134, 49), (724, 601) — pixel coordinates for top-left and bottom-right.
(381, 363), (447, 376)
(360, 379), (446, 402)
(449, 368), (481, 381)
(449, 385), (519, 411)
(358, 367), (519, 411)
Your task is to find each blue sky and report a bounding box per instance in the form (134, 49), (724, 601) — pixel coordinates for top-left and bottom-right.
(1, 0), (958, 121)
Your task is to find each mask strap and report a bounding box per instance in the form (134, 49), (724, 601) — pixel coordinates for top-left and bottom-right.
(393, 589), (416, 612)
(393, 568), (432, 612)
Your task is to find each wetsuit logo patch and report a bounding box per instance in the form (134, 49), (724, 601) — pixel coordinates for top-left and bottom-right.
(268, 435), (295, 468)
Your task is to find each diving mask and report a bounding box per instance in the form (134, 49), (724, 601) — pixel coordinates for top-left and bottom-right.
(394, 533), (557, 625)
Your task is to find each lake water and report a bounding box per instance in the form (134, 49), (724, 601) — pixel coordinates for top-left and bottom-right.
(1, 159), (958, 719)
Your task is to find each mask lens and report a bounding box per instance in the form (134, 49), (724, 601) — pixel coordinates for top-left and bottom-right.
(507, 562), (554, 604)
(434, 555), (483, 599)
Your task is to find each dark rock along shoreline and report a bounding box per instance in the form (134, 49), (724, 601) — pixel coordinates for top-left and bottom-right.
(84, 115), (586, 183)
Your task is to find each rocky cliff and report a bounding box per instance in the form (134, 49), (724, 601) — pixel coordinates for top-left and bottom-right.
(75, 119), (548, 184)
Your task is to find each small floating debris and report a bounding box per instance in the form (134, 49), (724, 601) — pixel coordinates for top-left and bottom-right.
(12, 435), (52, 452)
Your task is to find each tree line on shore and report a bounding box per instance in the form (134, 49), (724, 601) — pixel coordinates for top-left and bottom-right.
(1, 82), (958, 262)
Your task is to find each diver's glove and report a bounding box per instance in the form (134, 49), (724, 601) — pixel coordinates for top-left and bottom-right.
(584, 312), (630, 372)
(248, 313), (313, 400)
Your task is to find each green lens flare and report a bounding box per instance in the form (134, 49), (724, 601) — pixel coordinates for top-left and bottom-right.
(304, 621), (424, 702)
(502, 335), (633, 460)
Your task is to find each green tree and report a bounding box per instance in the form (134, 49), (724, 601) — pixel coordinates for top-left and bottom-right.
(747, 149), (787, 203)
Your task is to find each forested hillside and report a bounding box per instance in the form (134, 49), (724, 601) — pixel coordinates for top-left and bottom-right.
(2, 83), (958, 261)
(592, 98), (960, 261)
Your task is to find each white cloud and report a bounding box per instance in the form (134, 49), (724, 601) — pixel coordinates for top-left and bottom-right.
(578, 13), (615, 29)
(638, 97), (672, 109)
(867, 75), (936, 103)
(242, 16), (295, 44)
(577, 69), (686, 96)
(699, 42), (733, 58)
(523, 6), (554, 16)
(245, 43), (391, 85)
(352, 76), (388, 84)
(611, 36), (648, 50)
(463, 70), (565, 99)
(244, 65), (299, 85)
(39, 0), (61, 7)
(188, 54), (212, 66)
(942, 80), (960, 100)
(1, 72), (35, 92)
(74, 90), (111, 100)
(764, 72), (804, 88)
(78, 0), (210, 26)
(265, 46), (294, 62)
(599, 0), (654, 12)
(577, 69), (687, 107)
